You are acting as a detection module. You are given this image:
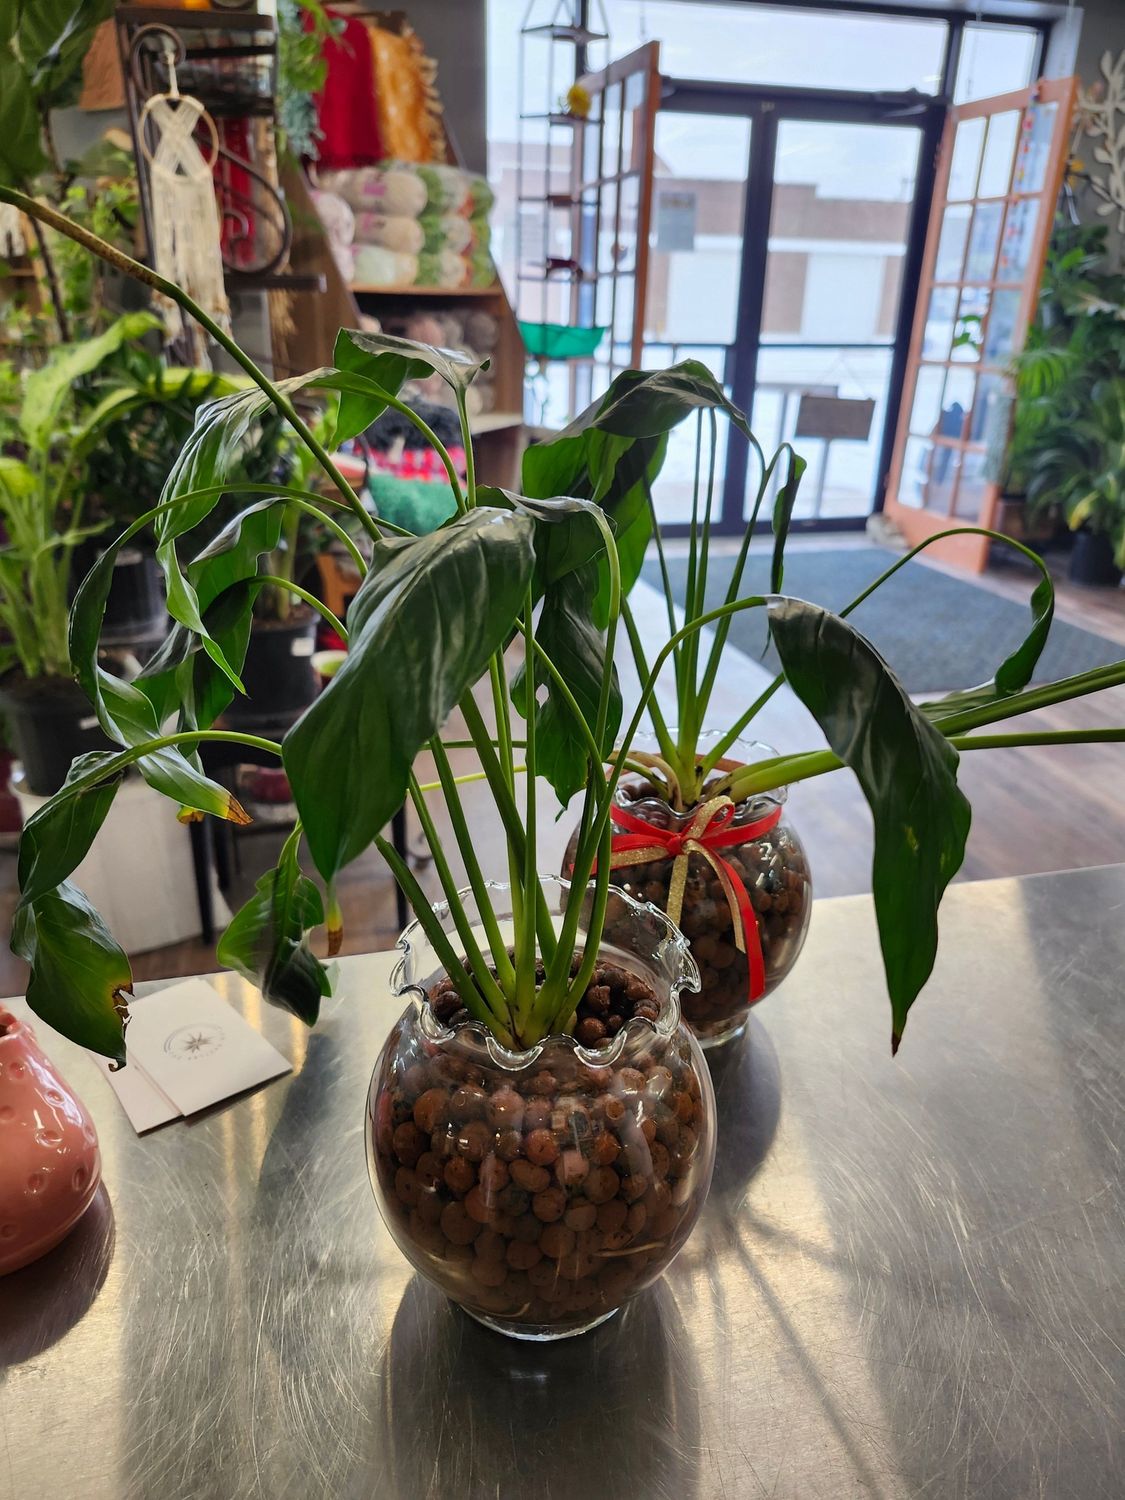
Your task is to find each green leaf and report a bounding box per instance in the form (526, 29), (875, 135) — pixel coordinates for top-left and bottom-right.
(769, 599), (971, 1050)
(16, 751), (122, 907)
(186, 496), (285, 611)
(20, 312), (161, 453)
(69, 537), (252, 823)
(0, 52), (46, 186)
(284, 507), (536, 880)
(11, 881), (131, 1063)
(522, 361), (750, 615)
(18, 0), (116, 107)
(217, 830), (330, 1025)
(770, 447), (806, 594)
(333, 327), (485, 442)
(482, 487), (605, 586)
(512, 559), (620, 805)
(920, 546), (1055, 722)
(139, 577), (262, 732)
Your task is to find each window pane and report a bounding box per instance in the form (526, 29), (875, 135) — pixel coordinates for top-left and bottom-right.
(746, 346), (893, 522)
(965, 202), (1003, 281)
(998, 196), (1041, 282)
(941, 367), (975, 440)
(954, 25), (1039, 105)
(923, 286), (958, 359)
(1014, 101), (1058, 194)
(953, 287), (989, 363)
(978, 111), (1020, 198)
(927, 445), (960, 512)
(900, 436), (934, 509)
(948, 118), (985, 201)
(955, 450), (990, 520)
(610, 2), (946, 93)
(647, 113), (750, 345)
(935, 205), (971, 281)
(983, 289), (1022, 364)
(909, 365), (946, 436)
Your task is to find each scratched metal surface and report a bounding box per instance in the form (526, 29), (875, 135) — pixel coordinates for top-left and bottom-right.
(1, 865), (1122, 1500)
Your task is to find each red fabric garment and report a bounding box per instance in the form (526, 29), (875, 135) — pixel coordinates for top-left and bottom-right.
(314, 11), (384, 169)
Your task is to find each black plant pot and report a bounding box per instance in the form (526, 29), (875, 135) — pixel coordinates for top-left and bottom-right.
(0, 676), (112, 796)
(223, 610), (320, 730)
(1069, 529), (1123, 589)
(74, 541), (167, 636)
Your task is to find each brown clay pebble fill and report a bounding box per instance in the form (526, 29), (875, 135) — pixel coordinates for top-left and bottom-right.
(564, 778), (811, 1041)
(373, 956), (712, 1333)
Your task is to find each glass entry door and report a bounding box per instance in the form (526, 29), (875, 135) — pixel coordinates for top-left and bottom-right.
(646, 87), (941, 534)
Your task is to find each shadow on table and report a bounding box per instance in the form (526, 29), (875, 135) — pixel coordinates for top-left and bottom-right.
(375, 1274), (703, 1500)
(0, 1184), (115, 1368)
(705, 1011), (782, 1201)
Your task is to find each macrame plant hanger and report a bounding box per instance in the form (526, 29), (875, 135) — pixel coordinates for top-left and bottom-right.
(139, 42), (230, 368)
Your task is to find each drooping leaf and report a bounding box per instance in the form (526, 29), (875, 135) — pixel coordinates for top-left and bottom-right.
(482, 488), (606, 588)
(333, 327), (486, 443)
(521, 361), (749, 615)
(216, 831), (330, 1024)
(139, 577), (262, 732)
(917, 544), (1054, 722)
(11, 881), (131, 1064)
(492, 490), (621, 803)
(284, 508), (536, 881)
(585, 362), (754, 442)
(770, 447), (806, 594)
(512, 560), (621, 805)
(16, 751), (123, 906)
(186, 496), (285, 611)
(69, 538), (251, 823)
(769, 599), (971, 1050)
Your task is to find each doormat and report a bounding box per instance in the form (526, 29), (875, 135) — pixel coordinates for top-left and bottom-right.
(642, 545), (1124, 694)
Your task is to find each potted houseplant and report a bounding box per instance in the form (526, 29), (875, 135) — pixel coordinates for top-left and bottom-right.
(1008, 220), (1125, 584)
(0, 318), (249, 793)
(522, 368), (1072, 1047)
(0, 313), (163, 792)
(8, 190), (1125, 1336)
(1026, 378), (1125, 587)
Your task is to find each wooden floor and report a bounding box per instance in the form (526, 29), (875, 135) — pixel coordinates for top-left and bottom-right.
(3, 539), (1125, 997)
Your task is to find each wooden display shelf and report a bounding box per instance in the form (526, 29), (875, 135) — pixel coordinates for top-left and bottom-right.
(350, 283), (501, 297)
(469, 410), (524, 435)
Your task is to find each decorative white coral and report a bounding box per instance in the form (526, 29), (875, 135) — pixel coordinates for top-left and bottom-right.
(1078, 49), (1125, 234)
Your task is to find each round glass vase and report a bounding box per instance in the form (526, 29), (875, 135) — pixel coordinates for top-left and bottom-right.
(366, 878), (716, 1342)
(565, 735), (813, 1050)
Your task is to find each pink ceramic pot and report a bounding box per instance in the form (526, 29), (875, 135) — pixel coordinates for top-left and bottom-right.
(0, 1006), (102, 1276)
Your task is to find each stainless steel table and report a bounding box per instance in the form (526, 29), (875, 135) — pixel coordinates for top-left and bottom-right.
(2, 865), (1122, 1500)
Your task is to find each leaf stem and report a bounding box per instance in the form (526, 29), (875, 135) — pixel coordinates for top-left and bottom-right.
(256, 577), (347, 641)
(428, 740), (517, 989)
(406, 773), (511, 1026)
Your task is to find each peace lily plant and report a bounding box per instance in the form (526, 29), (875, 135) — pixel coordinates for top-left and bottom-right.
(6, 185), (1125, 1070)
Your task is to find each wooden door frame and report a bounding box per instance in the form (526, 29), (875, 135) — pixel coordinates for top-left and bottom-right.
(883, 74), (1078, 572)
(572, 41), (662, 371)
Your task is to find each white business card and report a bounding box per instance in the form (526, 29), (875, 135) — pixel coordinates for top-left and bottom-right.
(92, 1051), (181, 1134)
(109, 978), (291, 1125)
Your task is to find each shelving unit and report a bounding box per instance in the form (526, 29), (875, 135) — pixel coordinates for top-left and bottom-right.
(515, 2), (609, 331)
(350, 281), (528, 487)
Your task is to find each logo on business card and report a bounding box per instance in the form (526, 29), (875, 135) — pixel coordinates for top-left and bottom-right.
(164, 1023), (225, 1061)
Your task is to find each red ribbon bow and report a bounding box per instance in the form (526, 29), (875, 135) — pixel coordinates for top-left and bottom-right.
(606, 795), (782, 1005)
